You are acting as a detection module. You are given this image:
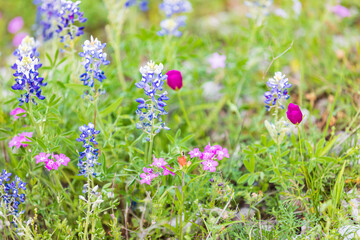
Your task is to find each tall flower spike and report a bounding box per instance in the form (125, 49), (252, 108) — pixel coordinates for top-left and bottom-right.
(76, 123), (101, 177)
(79, 36), (110, 99)
(0, 170), (27, 217)
(11, 36), (46, 105)
(135, 61), (170, 141)
(125, 0), (149, 11)
(158, 0), (192, 37)
(264, 72), (291, 111)
(34, 0), (87, 46)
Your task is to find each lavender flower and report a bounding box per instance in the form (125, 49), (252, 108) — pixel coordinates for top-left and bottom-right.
(11, 36), (46, 105)
(158, 0), (191, 37)
(157, 16), (187, 37)
(135, 61), (170, 141)
(125, 0), (149, 11)
(159, 0), (192, 17)
(264, 72), (291, 111)
(79, 36), (110, 99)
(0, 170), (26, 217)
(76, 123), (101, 177)
(34, 0), (86, 45)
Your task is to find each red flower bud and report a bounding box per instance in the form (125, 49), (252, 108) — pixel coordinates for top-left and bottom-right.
(286, 103), (303, 124)
(166, 70), (183, 90)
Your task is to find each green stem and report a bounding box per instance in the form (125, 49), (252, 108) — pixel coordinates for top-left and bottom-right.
(177, 92), (192, 130)
(297, 125), (310, 191)
(179, 172), (185, 240)
(28, 100), (41, 137)
(83, 174), (91, 240)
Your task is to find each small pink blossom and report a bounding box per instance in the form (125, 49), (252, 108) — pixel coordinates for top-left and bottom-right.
(287, 103), (303, 125)
(140, 172), (157, 185)
(10, 108), (26, 120)
(9, 132), (33, 149)
(8, 16), (24, 34)
(54, 153), (71, 166)
(202, 151), (214, 160)
(45, 160), (57, 171)
(202, 159), (219, 172)
(332, 5), (351, 18)
(166, 70), (183, 90)
(151, 155), (167, 168)
(12, 32), (28, 47)
(208, 52), (226, 69)
(216, 148), (229, 160)
(35, 152), (51, 164)
(143, 167), (154, 174)
(205, 143), (221, 153)
(189, 148), (202, 158)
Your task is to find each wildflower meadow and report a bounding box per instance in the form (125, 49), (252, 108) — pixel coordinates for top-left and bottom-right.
(0, 0), (360, 239)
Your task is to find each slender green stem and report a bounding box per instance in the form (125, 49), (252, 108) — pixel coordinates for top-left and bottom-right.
(177, 92), (192, 130)
(297, 125), (310, 190)
(28, 100), (41, 137)
(83, 174), (91, 240)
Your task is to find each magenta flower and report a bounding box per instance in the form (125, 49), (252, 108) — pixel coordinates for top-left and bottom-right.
(9, 136), (22, 149)
(189, 148), (202, 158)
(35, 152), (51, 164)
(287, 103), (303, 125)
(12, 32), (28, 47)
(143, 167), (154, 174)
(18, 132), (33, 147)
(54, 154), (71, 166)
(166, 70), (183, 90)
(202, 151), (215, 160)
(208, 52), (226, 69)
(140, 172), (157, 185)
(10, 108), (26, 120)
(202, 159), (219, 172)
(162, 165), (175, 176)
(8, 16), (24, 34)
(332, 5), (351, 18)
(9, 132), (33, 149)
(205, 143), (221, 153)
(216, 148), (229, 160)
(45, 159), (59, 171)
(151, 155), (167, 168)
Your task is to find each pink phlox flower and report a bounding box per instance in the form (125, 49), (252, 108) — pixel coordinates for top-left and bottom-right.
(202, 159), (219, 172)
(216, 148), (229, 160)
(151, 155), (167, 168)
(8, 16), (24, 34)
(9, 136), (22, 149)
(35, 152), (51, 164)
(202, 151), (215, 160)
(162, 165), (175, 176)
(9, 132), (33, 149)
(143, 167), (154, 174)
(54, 153), (70, 166)
(10, 108), (26, 120)
(18, 132), (33, 147)
(208, 52), (226, 69)
(332, 5), (351, 18)
(189, 148), (202, 158)
(140, 172), (158, 185)
(45, 159), (57, 171)
(205, 143), (221, 154)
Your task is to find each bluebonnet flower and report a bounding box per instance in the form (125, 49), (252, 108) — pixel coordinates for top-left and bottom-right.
(11, 36), (46, 106)
(158, 16), (187, 37)
(0, 170), (26, 217)
(158, 0), (191, 37)
(76, 123), (101, 177)
(33, 0), (62, 41)
(34, 0), (86, 46)
(135, 61), (170, 141)
(79, 36), (110, 99)
(159, 0), (192, 17)
(264, 72), (292, 111)
(125, 0), (149, 11)
(245, 0), (273, 26)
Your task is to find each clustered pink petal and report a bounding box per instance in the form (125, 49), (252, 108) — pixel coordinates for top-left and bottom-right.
(10, 108), (26, 120)
(140, 172), (158, 185)
(35, 152), (71, 171)
(166, 70), (183, 91)
(9, 132), (33, 149)
(332, 5), (351, 18)
(151, 155), (168, 168)
(8, 16), (24, 34)
(286, 103), (303, 125)
(192, 143), (230, 172)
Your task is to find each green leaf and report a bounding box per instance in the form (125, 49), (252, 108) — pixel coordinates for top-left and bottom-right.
(238, 174), (250, 183)
(100, 97), (123, 116)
